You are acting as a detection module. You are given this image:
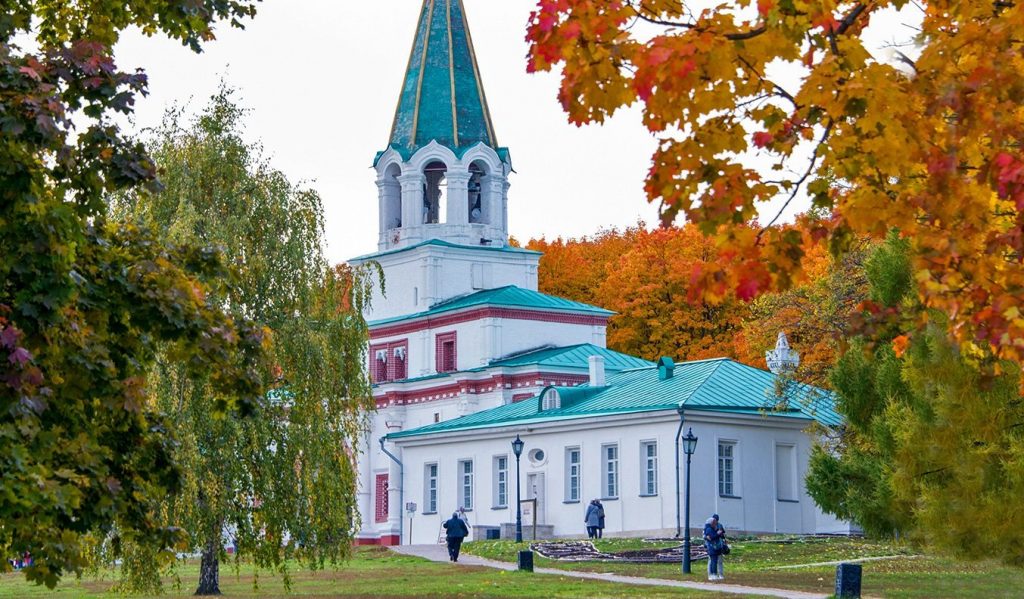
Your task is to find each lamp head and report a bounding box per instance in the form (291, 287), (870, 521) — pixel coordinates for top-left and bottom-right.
(682, 427), (698, 455)
(512, 434), (525, 457)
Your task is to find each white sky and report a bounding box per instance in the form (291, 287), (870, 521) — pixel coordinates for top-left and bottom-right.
(113, 0), (920, 265)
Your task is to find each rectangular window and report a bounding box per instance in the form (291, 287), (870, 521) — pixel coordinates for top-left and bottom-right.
(641, 441), (658, 496)
(436, 332), (457, 373)
(390, 343), (408, 380)
(493, 456), (508, 508)
(775, 444), (798, 502)
(458, 459), (474, 510)
(374, 473), (389, 523)
(424, 463), (438, 513)
(565, 447), (581, 502)
(371, 345), (388, 383)
(603, 444), (619, 498)
(718, 441), (736, 497)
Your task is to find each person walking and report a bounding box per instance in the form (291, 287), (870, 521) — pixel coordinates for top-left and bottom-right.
(584, 499), (600, 539)
(443, 511), (470, 562)
(704, 514), (726, 580)
(596, 500), (606, 539)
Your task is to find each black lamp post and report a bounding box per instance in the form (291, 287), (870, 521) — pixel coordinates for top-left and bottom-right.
(512, 435), (525, 543)
(681, 427), (698, 574)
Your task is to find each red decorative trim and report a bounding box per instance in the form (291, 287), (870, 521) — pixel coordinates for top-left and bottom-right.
(374, 372), (589, 407)
(370, 339), (409, 383)
(374, 474), (389, 523)
(435, 331), (457, 373)
(512, 393), (535, 402)
(354, 535), (401, 547)
(371, 307), (608, 340)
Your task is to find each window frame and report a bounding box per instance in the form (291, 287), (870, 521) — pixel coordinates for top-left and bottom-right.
(435, 332), (457, 373)
(564, 446), (581, 503)
(457, 459), (474, 511)
(717, 440), (739, 498)
(640, 440), (658, 496)
(424, 463), (438, 514)
(493, 455), (508, 509)
(602, 443), (619, 499)
(774, 443), (799, 503)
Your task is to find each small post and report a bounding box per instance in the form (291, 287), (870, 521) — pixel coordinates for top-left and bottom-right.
(835, 563), (862, 598)
(517, 549), (534, 572)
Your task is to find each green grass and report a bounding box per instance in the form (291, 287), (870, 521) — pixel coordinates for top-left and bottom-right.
(463, 536), (1024, 598)
(0, 547), (741, 598)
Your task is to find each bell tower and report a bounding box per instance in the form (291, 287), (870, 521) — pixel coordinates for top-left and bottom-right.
(373, 0), (511, 252)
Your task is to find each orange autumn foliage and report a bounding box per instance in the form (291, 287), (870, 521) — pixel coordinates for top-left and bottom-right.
(531, 222), (869, 386)
(527, 0), (1024, 367)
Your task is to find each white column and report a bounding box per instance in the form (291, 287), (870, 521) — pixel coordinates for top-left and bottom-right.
(486, 176), (506, 237)
(356, 432), (374, 539)
(446, 170), (471, 227)
(398, 173), (426, 231)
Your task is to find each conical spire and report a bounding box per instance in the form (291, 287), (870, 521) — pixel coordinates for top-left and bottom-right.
(389, 0), (498, 157)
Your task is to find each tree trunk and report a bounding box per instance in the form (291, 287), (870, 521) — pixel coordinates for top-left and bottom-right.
(194, 538), (220, 596)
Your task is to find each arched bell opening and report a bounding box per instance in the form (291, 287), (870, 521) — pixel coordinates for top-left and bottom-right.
(468, 161), (488, 224)
(382, 163), (402, 231)
(423, 161), (448, 224)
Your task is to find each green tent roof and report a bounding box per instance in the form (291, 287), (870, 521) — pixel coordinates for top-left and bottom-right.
(488, 344), (652, 371)
(369, 286), (613, 328)
(350, 238), (540, 263)
(386, 0), (500, 160)
(388, 358), (841, 439)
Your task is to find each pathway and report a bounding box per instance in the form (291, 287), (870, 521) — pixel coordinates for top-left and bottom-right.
(390, 544), (829, 599)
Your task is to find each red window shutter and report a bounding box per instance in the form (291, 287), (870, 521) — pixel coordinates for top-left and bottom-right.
(375, 474), (389, 523)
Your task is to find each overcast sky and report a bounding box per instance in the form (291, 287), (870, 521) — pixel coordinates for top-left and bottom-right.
(114, 0), (918, 265)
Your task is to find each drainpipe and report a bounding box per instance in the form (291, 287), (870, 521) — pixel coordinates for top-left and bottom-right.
(674, 407), (685, 538)
(379, 436), (404, 545)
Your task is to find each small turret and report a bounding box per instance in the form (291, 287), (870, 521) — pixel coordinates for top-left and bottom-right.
(766, 332), (800, 374)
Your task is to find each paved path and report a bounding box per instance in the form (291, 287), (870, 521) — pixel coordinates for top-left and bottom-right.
(391, 544), (828, 599)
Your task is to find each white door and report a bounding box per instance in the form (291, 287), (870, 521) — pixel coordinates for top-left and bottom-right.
(526, 472), (545, 524)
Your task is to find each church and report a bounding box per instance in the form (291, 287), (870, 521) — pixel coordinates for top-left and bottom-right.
(350, 0), (851, 546)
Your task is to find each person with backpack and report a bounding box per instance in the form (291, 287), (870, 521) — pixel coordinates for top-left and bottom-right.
(443, 511), (470, 562)
(703, 514), (727, 580)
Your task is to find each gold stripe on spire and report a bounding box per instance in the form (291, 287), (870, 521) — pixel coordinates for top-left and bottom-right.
(447, 0), (459, 147)
(459, 0), (497, 147)
(390, 0), (430, 144)
(410, 0), (437, 147)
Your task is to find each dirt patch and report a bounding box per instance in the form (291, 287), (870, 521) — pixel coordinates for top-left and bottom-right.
(530, 541), (709, 564)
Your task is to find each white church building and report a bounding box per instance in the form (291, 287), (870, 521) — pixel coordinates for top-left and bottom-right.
(350, 0), (850, 546)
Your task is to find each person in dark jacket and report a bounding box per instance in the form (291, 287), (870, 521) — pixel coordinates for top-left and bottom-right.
(584, 499), (601, 538)
(443, 511), (470, 562)
(596, 500), (606, 538)
(703, 514), (726, 580)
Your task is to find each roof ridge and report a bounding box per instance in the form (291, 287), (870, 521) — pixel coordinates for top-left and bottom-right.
(678, 359), (728, 408)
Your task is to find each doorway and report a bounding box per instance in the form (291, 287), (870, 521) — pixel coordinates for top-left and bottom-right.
(526, 472), (545, 525)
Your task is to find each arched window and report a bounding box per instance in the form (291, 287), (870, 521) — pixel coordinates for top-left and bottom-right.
(382, 163), (402, 230)
(423, 161), (447, 224)
(468, 162), (487, 224)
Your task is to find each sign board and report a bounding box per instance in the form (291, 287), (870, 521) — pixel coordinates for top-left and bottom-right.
(406, 502), (417, 513)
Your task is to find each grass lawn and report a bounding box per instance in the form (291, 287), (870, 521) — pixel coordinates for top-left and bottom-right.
(463, 536), (1023, 599)
(0, 547), (742, 598)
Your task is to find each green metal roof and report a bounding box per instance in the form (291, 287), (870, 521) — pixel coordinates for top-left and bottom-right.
(488, 344), (652, 371)
(388, 358), (841, 439)
(386, 0), (500, 160)
(350, 238), (540, 263)
(369, 286), (613, 328)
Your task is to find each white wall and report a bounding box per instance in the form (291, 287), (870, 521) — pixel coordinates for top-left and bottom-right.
(389, 410), (844, 544)
(353, 243), (541, 322)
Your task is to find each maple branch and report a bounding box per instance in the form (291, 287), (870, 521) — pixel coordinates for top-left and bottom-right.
(827, 4), (868, 55)
(736, 54), (798, 108)
(758, 119), (834, 240)
(631, 2), (767, 40)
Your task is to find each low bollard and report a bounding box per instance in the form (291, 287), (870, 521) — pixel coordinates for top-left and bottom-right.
(835, 562), (862, 598)
(517, 549), (534, 572)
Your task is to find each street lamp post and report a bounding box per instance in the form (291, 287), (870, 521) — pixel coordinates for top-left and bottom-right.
(512, 435), (525, 543)
(681, 428), (699, 575)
